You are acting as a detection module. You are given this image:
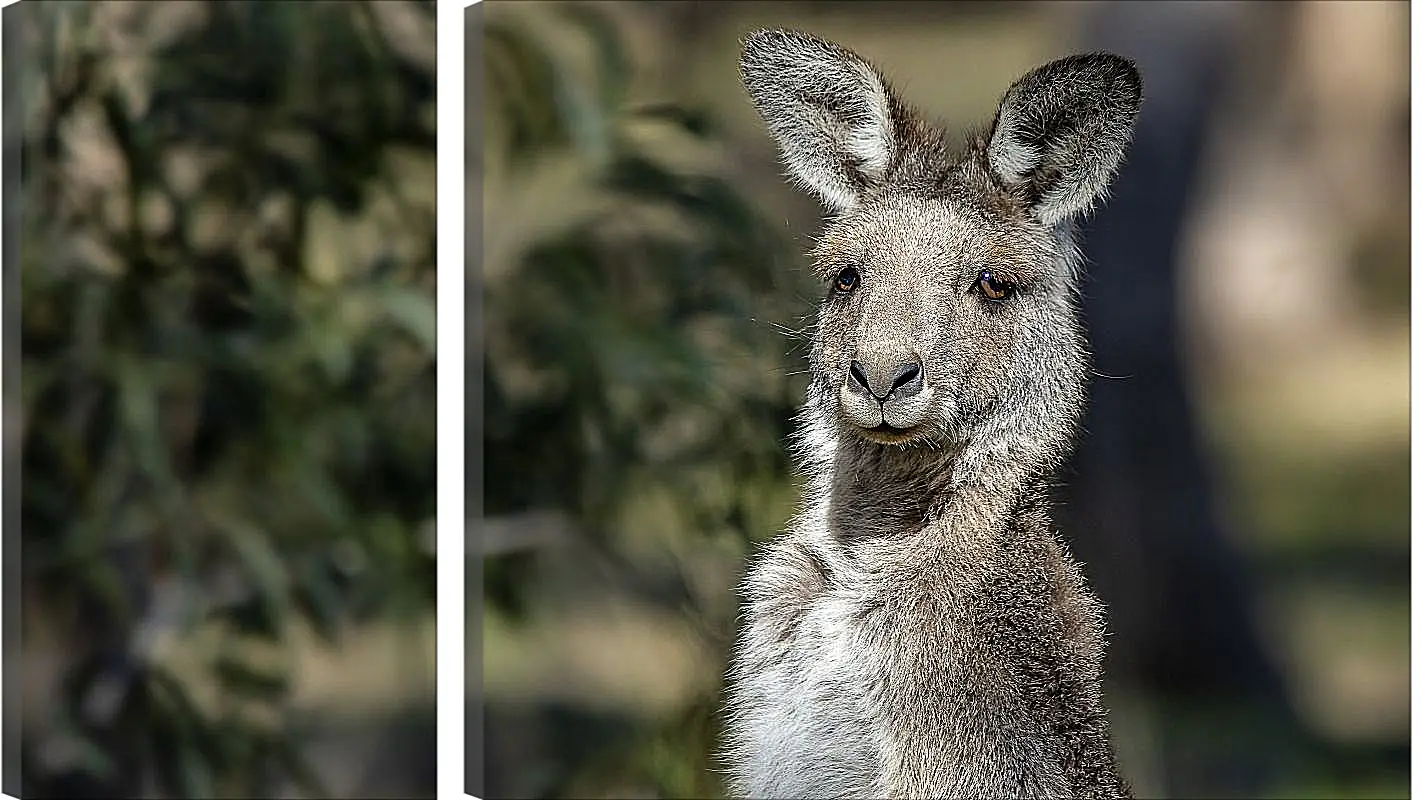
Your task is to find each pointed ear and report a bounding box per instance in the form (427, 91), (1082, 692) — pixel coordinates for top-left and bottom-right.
(740, 28), (897, 213)
(987, 53), (1142, 227)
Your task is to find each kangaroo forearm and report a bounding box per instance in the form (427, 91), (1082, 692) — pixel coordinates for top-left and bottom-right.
(872, 670), (1074, 799)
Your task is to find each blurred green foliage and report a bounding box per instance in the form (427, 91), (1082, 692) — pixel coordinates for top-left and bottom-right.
(480, 2), (806, 796)
(18, 2), (435, 797)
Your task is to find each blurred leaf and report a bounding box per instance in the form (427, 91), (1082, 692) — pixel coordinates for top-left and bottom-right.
(213, 652), (288, 700)
(213, 514), (292, 637)
(294, 555), (347, 644)
(379, 285), (438, 355)
(630, 103), (718, 138)
(555, 2), (631, 126)
(271, 734), (331, 799)
(177, 738), (217, 800)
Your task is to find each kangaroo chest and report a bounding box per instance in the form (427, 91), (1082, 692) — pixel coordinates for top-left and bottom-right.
(729, 527), (1089, 799)
(732, 578), (893, 799)
(731, 539), (993, 798)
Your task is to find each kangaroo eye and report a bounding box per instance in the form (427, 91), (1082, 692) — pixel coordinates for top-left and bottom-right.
(976, 269), (1013, 301)
(833, 266), (860, 294)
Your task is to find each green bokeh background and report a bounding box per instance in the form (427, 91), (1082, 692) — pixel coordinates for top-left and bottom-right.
(17, 2), (437, 797)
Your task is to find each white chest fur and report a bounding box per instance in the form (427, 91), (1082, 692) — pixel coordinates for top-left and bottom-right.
(731, 579), (887, 799)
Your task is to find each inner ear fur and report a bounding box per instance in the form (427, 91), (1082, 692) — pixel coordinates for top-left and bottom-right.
(986, 53), (1142, 227)
(740, 28), (900, 213)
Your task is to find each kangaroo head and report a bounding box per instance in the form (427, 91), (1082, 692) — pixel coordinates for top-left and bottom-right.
(741, 29), (1141, 473)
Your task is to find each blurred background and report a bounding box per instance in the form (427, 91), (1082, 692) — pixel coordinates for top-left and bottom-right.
(475, 1), (1408, 798)
(12, 2), (437, 797)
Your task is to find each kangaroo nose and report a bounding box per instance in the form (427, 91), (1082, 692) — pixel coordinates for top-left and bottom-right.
(890, 362), (923, 397)
(848, 359), (924, 401)
(848, 361), (872, 393)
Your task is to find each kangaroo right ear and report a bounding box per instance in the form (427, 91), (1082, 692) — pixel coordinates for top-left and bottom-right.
(987, 53), (1142, 227)
(740, 28), (897, 214)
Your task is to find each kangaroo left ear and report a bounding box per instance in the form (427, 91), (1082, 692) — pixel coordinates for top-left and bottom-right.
(739, 28), (899, 214)
(986, 53), (1142, 227)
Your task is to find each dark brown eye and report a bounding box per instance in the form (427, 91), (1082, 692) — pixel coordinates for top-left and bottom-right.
(833, 266), (860, 294)
(976, 269), (1012, 302)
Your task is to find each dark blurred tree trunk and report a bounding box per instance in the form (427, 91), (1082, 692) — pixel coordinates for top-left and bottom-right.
(1066, 2), (1310, 796)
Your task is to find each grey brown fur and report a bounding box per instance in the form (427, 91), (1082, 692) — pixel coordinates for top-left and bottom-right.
(722, 29), (1142, 800)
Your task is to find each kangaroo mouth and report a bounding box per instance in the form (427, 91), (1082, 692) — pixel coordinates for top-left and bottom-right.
(833, 383), (935, 445)
(860, 421), (923, 444)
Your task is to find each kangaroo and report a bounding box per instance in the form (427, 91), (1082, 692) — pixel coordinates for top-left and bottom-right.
(722, 29), (1142, 800)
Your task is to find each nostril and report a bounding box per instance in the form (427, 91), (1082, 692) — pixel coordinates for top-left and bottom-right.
(890, 362), (923, 396)
(849, 360), (871, 390)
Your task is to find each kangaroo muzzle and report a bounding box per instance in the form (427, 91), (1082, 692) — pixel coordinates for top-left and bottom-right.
(839, 348), (935, 435)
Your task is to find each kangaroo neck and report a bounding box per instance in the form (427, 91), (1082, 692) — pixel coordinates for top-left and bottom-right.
(824, 433), (1043, 545)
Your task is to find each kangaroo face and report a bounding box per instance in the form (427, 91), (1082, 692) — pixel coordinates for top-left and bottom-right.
(808, 194), (1070, 447)
(809, 191), (1084, 448)
(740, 30), (1140, 454)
